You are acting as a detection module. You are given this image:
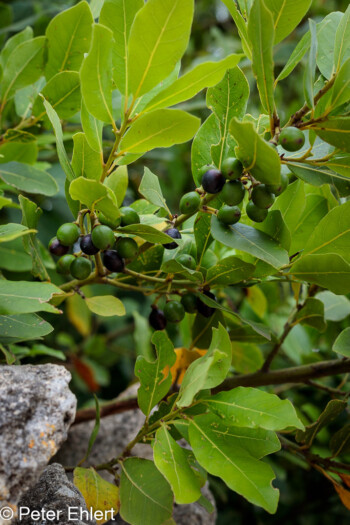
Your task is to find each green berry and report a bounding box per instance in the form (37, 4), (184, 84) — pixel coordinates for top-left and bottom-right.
(70, 257), (92, 280)
(176, 254), (196, 270)
(117, 237), (138, 259)
(57, 223), (80, 246)
(181, 293), (198, 313)
(179, 191), (201, 215)
(56, 254), (75, 275)
(120, 207), (140, 226)
(221, 180), (245, 205)
(278, 127), (305, 152)
(164, 300), (185, 323)
(222, 157), (243, 180)
(266, 172), (289, 196)
(197, 164), (216, 184)
(217, 205), (241, 225)
(246, 201), (268, 222)
(91, 225), (115, 250)
(251, 185), (275, 209)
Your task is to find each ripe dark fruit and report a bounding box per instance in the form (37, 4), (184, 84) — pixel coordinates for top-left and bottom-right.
(56, 254), (75, 274)
(179, 191), (201, 215)
(49, 237), (69, 256)
(201, 169), (225, 194)
(197, 164), (216, 184)
(57, 223), (80, 246)
(246, 201), (268, 222)
(176, 254), (196, 270)
(164, 301), (185, 323)
(251, 185), (275, 209)
(103, 250), (125, 273)
(197, 291), (216, 318)
(222, 157), (243, 180)
(120, 207), (140, 226)
(70, 257), (92, 280)
(149, 307), (167, 330)
(181, 293), (198, 313)
(217, 205), (241, 225)
(163, 228), (182, 250)
(266, 172), (289, 196)
(91, 225), (115, 250)
(117, 237), (138, 259)
(278, 127), (305, 152)
(80, 234), (99, 255)
(221, 180), (245, 206)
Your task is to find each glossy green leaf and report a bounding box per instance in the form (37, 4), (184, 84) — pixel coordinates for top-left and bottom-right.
(153, 426), (202, 504)
(247, 0), (275, 118)
(194, 211), (213, 264)
(265, 0), (312, 44)
(303, 19), (317, 109)
(271, 179), (306, 236)
(0, 26), (33, 69)
(117, 224), (174, 244)
(276, 31), (310, 82)
(205, 256), (255, 286)
(69, 177), (120, 222)
(296, 400), (347, 446)
(0, 343), (15, 364)
(191, 114), (221, 185)
(333, 328), (350, 358)
(255, 209), (291, 252)
(71, 132), (102, 181)
(294, 298), (326, 331)
(330, 58), (350, 110)
(120, 458), (172, 525)
(45, 1), (93, 79)
(127, 0), (194, 97)
(139, 167), (170, 215)
(80, 24), (115, 125)
(0, 313), (53, 344)
(105, 166), (128, 207)
(0, 238), (32, 272)
(334, 4), (350, 73)
(291, 253), (350, 295)
(221, 0), (252, 59)
(81, 100), (104, 154)
(330, 424), (350, 457)
(0, 223), (34, 244)
(0, 281), (62, 315)
(119, 109), (200, 155)
(317, 291), (350, 321)
(312, 117), (350, 153)
(232, 342), (264, 373)
(317, 11), (343, 79)
(85, 295), (126, 317)
(33, 71), (81, 121)
(229, 119), (281, 184)
(289, 194), (329, 254)
(0, 161), (58, 196)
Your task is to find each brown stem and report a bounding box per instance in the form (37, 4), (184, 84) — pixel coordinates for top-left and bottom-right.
(73, 398), (139, 425)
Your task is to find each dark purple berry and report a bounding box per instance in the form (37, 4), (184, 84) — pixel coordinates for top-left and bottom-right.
(80, 234), (99, 255)
(103, 250), (125, 272)
(149, 307), (167, 330)
(201, 169), (225, 194)
(197, 291), (217, 318)
(49, 237), (69, 257)
(163, 228), (182, 250)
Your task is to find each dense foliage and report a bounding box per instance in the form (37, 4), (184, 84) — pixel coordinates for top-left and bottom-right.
(1, 0), (350, 523)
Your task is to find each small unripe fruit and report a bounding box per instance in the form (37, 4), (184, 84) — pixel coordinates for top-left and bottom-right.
(49, 237), (69, 256)
(251, 185), (275, 209)
(164, 300), (185, 323)
(176, 254), (196, 270)
(221, 181), (245, 206)
(70, 257), (92, 280)
(197, 291), (216, 318)
(117, 237), (138, 259)
(91, 225), (115, 250)
(197, 164), (216, 184)
(222, 157), (243, 180)
(179, 191), (201, 215)
(278, 127), (305, 152)
(217, 205), (241, 225)
(57, 223), (80, 246)
(266, 172), (289, 196)
(56, 254), (75, 274)
(181, 293), (198, 313)
(163, 228), (181, 250)
(103, 250), (125, 273)
(246, 201), (268, 222)
(120, 207), (140, 226)
(149, 307), (167, 330)
(80, 234), (99, 255)
(201, 169), (225, 194)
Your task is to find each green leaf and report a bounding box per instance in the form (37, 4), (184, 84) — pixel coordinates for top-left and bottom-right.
(127, 0), (194, 98)
(288, 163), (344, 187)
(232, 342), (264, 373)
(204, 387), (304, 430)
(81, 100), (104, 154)
(205, 256), (255, 286)
(303, 19), (317, 109)
(45, 2), (93, 79)
(177, 324), (232, 407)
(85, 295), (126, 317)
(276, 30), (310, 83)
(0, 26), (33, 69)
(144, 55), (241, 112)
(271, 179), (306, 236)
(333, 327), (350, 358)
(78, 394), (101, 466)
(117, 224), (174, 244)
(312, 117), (350, 153)
(0, 223), (34, 243)
(221, 0), (252, 59)
(0, 238), (32, 272)
(100, 0), (143, 95)
(189, 413), (279, 513)
(105, 166), (128, 207)
(33, 71), (81, 121)
(296, 399), (347, 447)
(229, 119), (281, 184)
(290, 253), (350, 295)
(135, 331), (176, 415)
(317, 291), (350, 321)
(265, 0), (312, 44)
(294, 298), (326, 331)
(289, 194), (329, 255)
(71, 132), (102, 181)
(19, 196), (50, 281)
(191, 114), (221, 185)
(334, 4), (350, 73)
(247, 0), (275, 118)
(139, 167), (170, 215)
(0, 313), (53, 344)
(0, 162), (58, 196)
(0, 343), (15, 364)
(80, 24), (115, 125)
(255, 209), (291, 252)
(119, 109), (200, 155)
(330, 424), (350, 457)
(317, 11), (343, 79)
(194, 211), (213, 264)
(0, 36), (46, 103)
(211, 216), (289, 269)
(153, 426), (202, 504)
(330, 58), (350, 110)
(0, 281), (62, 315)
(69, 177), (120, 222)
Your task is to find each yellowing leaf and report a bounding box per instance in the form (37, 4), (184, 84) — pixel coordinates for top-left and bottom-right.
(85, 296), (126, 317)
(246, 286), (267, 318)
(66, 294), (91, 337)
(332, 480), (350, 510)
(168, 347), (207, 385)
